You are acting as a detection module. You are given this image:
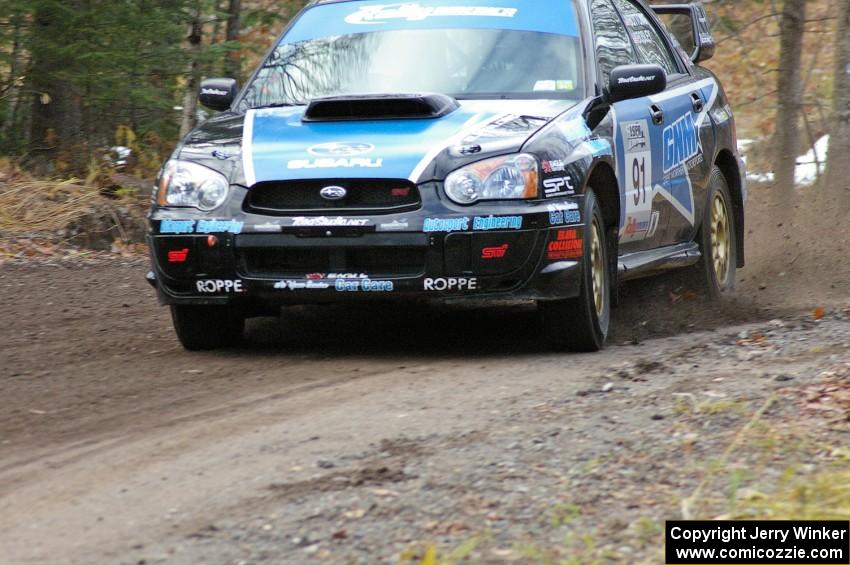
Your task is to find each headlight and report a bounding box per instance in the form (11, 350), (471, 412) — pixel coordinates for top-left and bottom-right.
(156, 160), (229, 211)
(444, 153), (539, 205)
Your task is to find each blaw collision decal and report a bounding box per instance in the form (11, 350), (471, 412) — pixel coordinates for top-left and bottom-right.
(613, 77), (719, 237)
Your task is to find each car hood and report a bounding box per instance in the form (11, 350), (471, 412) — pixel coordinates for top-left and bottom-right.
(179, 99), (580, 187)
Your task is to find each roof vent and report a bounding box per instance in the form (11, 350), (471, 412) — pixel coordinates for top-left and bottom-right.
(303, 93), (459, 122)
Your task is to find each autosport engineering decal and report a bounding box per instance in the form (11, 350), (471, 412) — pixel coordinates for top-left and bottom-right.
(160, 219), (244, 234)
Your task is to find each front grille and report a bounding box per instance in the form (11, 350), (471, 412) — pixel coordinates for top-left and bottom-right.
(236, 233), (428, 278)
(244, 179), (421, 215)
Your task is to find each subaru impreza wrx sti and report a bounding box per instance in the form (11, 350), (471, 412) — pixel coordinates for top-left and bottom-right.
(148, 0), (746, 351)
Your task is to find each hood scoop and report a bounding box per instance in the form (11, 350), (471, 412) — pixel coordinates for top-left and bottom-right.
(302, 93), (459, 122)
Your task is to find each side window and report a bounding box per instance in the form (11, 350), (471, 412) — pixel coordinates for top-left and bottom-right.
(612, 0), (679, 76)
(590, 0), (637, 86)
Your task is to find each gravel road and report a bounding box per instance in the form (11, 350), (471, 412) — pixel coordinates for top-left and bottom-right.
(1, 255), (848, 564)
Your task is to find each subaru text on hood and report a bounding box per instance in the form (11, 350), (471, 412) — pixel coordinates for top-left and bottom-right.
(148, 0), (746, 351)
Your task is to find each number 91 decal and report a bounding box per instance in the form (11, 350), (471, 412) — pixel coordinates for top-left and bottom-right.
(620, 119), (655, 243)
(632, 156), (647, 206)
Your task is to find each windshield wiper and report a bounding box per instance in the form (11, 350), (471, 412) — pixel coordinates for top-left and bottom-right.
(249, 101), (306, 110)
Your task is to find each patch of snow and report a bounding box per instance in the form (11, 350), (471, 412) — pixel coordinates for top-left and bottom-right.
(794, 135), (829, 187)
(737, 136), (830, 187)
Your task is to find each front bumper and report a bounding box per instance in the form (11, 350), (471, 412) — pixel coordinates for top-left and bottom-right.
(147, 185), (586, 306)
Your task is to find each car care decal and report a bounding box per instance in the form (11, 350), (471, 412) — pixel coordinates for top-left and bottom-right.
(613, 77), (718, 233)
(283, 0), (580, 43)
(335, 279), (395, 292)
(547, 203), (581, 226)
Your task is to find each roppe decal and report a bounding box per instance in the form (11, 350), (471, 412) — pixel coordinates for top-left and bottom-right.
(196, 280), (245, 294)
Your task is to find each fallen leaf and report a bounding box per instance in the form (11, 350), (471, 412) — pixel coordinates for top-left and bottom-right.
(344, 509), (366, 520)
(431, 522), (469, 535)
(813, 307), (826, 321)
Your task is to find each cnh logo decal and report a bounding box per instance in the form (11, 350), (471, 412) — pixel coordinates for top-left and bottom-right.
(662, 112), (700, 174)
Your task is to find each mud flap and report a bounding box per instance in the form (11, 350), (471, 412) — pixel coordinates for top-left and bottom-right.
(607, 227), (620, 308)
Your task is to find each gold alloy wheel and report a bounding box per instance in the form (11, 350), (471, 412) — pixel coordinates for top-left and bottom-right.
(590, 217), (605, 316)
(710, 191), (731, 286)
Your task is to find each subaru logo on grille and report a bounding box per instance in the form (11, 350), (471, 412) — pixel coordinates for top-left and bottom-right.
(319, 185), (347, 201)
(308, 142), (375, 157)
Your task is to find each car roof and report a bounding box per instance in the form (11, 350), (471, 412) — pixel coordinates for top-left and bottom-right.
(307, 0), (587, 6)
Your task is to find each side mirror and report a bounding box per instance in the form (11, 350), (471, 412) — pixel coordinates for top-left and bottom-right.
(606, 64), (667, 104)
(651, 2), (715, 63)
(199, 78), (237, 112)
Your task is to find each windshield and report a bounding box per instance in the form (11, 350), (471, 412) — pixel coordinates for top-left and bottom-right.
(239, 1), (583, 109)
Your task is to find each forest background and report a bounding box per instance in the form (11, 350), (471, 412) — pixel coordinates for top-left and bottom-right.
(0, 0), (846, 242)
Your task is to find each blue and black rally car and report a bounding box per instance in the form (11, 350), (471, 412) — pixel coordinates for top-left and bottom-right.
(148, 0), (746, 351)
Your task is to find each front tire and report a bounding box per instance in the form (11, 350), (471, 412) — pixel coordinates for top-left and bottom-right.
(170, 305), (244, 351)
(690, 166), (737, 300)
(541, 189), (610, 352)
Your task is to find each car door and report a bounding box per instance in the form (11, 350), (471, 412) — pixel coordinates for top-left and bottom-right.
(612, 0), (711, 246)
(591, 0), (666, 253)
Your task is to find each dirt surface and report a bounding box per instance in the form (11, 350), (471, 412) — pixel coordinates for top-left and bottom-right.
(0, 183), (848, 564)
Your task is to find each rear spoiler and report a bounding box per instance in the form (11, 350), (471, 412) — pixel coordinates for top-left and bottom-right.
(651, 2), (715, 63)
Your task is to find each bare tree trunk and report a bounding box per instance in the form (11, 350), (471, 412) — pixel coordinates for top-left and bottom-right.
(180, 7), (204, 138)
(825, 0), (850, 203)
(28, 4), (84, 172)
(773, 0), (807, 201)
(1, 11), (25, 148)
(225, 0), (242, 80)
